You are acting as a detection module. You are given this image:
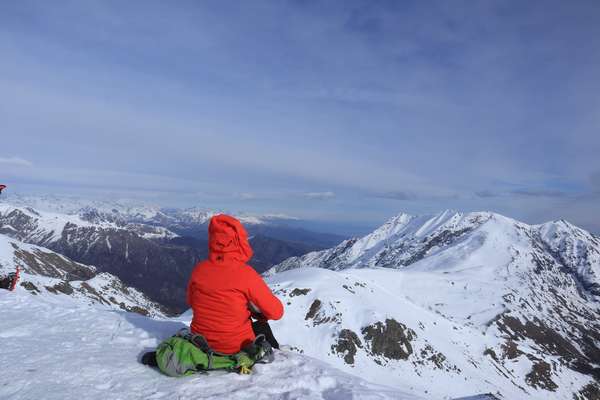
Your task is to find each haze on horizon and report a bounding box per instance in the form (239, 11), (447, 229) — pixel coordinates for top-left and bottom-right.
(1, 1), (599, 234)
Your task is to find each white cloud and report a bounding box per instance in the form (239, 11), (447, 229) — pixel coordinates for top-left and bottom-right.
(303, 191), (335, 200)
(0, 156), (33, 167)
(238, 192), (258, 200)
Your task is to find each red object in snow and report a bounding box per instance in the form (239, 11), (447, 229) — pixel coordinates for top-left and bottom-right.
(0, 184), (6, 195)
(9, 266), (20, 291)
(187, 214), (284, 354)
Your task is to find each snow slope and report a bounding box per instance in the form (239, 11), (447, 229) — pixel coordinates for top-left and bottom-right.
(0, 233), (167, 317)
(0, 286), (421, 400)
(266, 211), (600, 399)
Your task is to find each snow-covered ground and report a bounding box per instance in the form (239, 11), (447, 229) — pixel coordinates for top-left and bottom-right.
(0, 288), (421, 400)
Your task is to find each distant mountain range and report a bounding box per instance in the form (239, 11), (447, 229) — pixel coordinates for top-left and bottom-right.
(0, 195), (345, 312)
(266, 210), (600, 399)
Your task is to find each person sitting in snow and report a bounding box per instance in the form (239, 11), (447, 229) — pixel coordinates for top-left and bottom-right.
(187, 214), (284, 354)
(143, 214), (283, 366)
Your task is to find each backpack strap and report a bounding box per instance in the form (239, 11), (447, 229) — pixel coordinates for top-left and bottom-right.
(189, 333), (215, 369)
(175, 328), (235, 370)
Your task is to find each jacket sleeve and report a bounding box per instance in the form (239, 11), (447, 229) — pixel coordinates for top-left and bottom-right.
(247, 271), (284, 321)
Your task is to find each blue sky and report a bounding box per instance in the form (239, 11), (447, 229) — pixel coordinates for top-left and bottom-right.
(1, 0), (599, 234)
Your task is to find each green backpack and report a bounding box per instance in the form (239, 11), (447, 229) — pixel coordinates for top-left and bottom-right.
(155, 329), (272, 377)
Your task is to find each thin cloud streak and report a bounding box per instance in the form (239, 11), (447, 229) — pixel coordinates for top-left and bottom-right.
(303, 192), (336, 200)
(0, 156), (33, 167)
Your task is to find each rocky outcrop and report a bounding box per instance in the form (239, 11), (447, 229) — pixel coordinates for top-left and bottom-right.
(362, 319), (416, 361)
(304, 299), (342, 326)
(331, 329), (363, 365)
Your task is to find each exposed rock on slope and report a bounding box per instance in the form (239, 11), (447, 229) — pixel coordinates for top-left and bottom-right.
(0, 233), (167, 317)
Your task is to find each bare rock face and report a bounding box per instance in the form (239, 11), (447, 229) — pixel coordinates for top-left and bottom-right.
(20, 281), (41, 294)
(305, 299), (322, 320)
(304, 299), (342, 326)
(575, 383), (600, 400)
(289, 288), (311, 297)
(494, 307), (600, 384)
(331, 329), (363, 365)
(495, 315), (581, 361)
(12, 242), (95, 281)
(45, 281), (75, 295)
(361, 319), (416, 361)
(525, 360), (558, 392)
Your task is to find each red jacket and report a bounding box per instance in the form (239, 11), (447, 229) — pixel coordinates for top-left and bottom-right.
(187, 214), (284, 354)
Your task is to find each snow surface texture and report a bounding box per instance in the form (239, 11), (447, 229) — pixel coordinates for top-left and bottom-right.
(266, 211), (600, 399)
(0, 288), (421, 400)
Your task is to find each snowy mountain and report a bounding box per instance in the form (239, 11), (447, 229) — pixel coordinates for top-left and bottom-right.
(266, 210), (600, 399)
(0, 202), (207, 311)
(0, 202), (178, 243)
(2, 194), (298, 228)
(0, 278), (422, 400)
(1, 193), (344, 243)
(0, 233), (167, 317)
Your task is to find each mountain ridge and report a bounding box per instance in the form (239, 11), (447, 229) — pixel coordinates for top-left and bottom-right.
(268, 210), (600, 297)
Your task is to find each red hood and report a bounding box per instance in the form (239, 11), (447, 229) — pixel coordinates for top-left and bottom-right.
(208, 214), (253, 264)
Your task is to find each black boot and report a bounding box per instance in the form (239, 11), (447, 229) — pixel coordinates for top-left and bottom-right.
(141, 351), (158, 367)
(242, 334), (274, 364)
(251, 320), (280, 350)
(254, 334), (275, 363)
